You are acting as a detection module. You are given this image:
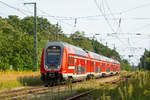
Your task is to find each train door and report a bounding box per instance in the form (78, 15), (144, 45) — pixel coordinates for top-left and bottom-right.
(81, 59), (86, 74)
(101, 62), (106, 72)
(68, 55), (75, 74)
(95, 61), (99, 73)
(74, 57), (77, 75)
(113, 64), (116, 72)
(90, 60), (94, 73)
(85, 60), (87, 73)
(117, 64), (120, 72)
(110, 63), (113, 72)
(106, 63), (110, 73)
(116, 64), (118, 72)
(86, 60), (90, 74)
(76, 58), (85, 75)
(99, 61), (102, 73)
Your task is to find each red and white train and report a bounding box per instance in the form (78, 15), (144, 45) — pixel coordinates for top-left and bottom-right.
(40, 41), (120, 84)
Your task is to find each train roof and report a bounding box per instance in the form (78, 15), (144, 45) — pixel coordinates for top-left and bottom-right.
(47, 41), (87, 57)
(47, 41), (120, 64)
(63, 42), (87, 57)
(87, 51), (102, 60)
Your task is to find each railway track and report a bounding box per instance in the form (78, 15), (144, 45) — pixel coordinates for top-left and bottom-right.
(0, 84), (67, 100)
(0, 73), (132, 100)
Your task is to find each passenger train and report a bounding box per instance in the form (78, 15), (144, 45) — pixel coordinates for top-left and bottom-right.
(40, 41), (120, 84)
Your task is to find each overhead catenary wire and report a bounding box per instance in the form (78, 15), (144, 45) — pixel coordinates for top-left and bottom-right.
(22, 0), (82, 33)
(0, 1), (31, 16)
(93, 0), (143, 60)
(104, 0), (123, 33)
(2, 0), (150, 21)
(0, 1), (103, 35)
(101, 0), (123, 44)
(120, 2), (150, 14)
(0, 0), (148, 63)
(2, 0), (149, 23)
(94, 0), (115, 32)
(1, 1), (148, 37)
(93, 0), (127, 47)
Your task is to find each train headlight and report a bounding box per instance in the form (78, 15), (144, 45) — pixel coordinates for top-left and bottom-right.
(57, 65), (61, 69)
(45, 65), (48, 69)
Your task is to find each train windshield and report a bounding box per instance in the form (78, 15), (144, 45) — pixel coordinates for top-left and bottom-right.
(46, 46), (61, 65)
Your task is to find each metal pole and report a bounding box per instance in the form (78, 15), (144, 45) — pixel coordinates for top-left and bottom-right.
(92, 35), (95, 51)
(113, 44), (116, 51)
(143, 49), (146, 70)
(106, 42), (107, 57)
(56, 22), (58, 41)
(24, 2), (38, 71)
(113, 44), (116, 58)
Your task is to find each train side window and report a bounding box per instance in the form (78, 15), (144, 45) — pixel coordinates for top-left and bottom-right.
(68, 56), (74, 65)
(75, 58), (77, 73)
(72, 57), (74, 65)
(99, 62), (102, 67)
(71, 56), (73, 65)
(114, 64), (116, 72)
(85, 60), (87, 73)
(86, 60), (88, 66)
(102, 63), (105, 67)
(68, 56), (73, 66)
(68, 56), (70, 66)
(87, 60), (90, 66)
(69, 56), (71, 65)
(91, 61), (94, 67)
(111, 63), (113, 68)
(73, 57), (74, 65)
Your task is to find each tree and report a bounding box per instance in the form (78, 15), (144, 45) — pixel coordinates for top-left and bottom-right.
(0, 15), (130, 71)
(138, 49), (150, 70)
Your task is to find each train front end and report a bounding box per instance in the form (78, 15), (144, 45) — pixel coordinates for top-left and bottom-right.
(40, 42), (64, 84)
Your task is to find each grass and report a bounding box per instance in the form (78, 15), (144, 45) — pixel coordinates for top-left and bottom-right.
(0, 71), (42, 90)
(79, 71), (150, 100)
(0, 71), (136, 100)
(33, 74), (122, 100)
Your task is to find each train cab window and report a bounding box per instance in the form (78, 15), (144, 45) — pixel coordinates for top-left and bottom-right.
(46, 46), (61, 65)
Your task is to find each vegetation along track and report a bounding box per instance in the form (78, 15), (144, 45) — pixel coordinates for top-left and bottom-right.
(0, 72), (133, 100)
(0, 84), (68, 100)
(66, 73), (133, 100)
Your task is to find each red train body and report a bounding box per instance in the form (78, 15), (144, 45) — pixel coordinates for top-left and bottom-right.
(40, 41), (120, 84)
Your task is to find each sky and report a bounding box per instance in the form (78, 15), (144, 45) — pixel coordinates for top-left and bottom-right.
(0, 0), (150, 66)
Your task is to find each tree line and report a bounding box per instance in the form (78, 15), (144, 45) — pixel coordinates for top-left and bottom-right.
(0, 15), (131, 71)
(138, 49), (150, 70)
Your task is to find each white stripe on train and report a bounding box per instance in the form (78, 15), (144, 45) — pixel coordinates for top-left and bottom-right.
(62, 72), (119, 80)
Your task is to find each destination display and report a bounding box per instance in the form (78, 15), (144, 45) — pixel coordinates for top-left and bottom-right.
(47, 46), (61, 53)
(47, 49), (60, 52)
